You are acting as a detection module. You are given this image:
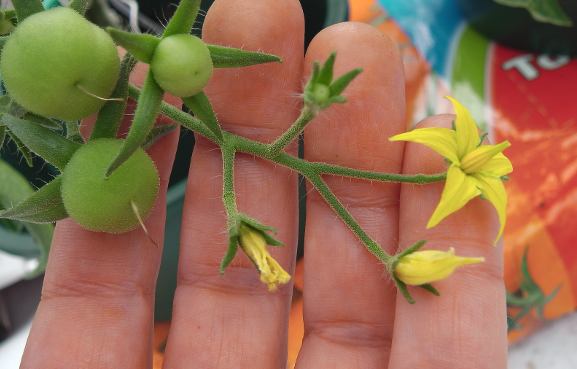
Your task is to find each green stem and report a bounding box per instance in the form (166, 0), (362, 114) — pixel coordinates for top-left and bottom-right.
(128, 84), (448, 262)
(268, 105), (315, 156)
(129, 85), (447, 184)
(221, 143), (238, 230)
(311, 162), (446, 183)
(305, 172), (390, 262)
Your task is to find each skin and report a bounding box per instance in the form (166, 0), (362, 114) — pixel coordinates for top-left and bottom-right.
(19, 0), (507, 368)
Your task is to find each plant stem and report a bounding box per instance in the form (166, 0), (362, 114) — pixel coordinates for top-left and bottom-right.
(268, 105), (315, 156)
(221, 143), (238, 232)
(129, 84), (448, 262)
(304, 172), (390, 262)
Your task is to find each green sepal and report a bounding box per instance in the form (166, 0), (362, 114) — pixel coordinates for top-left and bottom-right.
(69, 0), (90, 16)
(220, 233), (239, 273)
(329, 68), (363, 96)
(162, 0), (201, 37)
(6, 130), (33, 167)
(1, 113), (81, 171)
(207, 44), (282, 68)
(183, 92), (223, 142)
(142, 123), (177, 149)
(397, 240), (427, 258)
(393, 274), (415, 304)
(106, 72), (164, 175)
(65, 121), (84, 144)
(304, 53), (362, 110)
(238, 213), (284, 246)
(23, 114), (62, 130)
(91, 54), (137, 140)
(107, 28), (160, 64)
(317, 52), (335, 86)
(419, 283), (440, 296)
(0, 176), (67, 224)
(12, 0), (43, 22)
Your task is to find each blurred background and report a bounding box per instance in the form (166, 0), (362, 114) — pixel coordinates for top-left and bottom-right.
(1, 0), (576, 368)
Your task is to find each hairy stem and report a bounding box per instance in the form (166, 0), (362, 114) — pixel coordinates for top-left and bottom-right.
(268, 105), (315, 156)
(129, 84), (447, 262)
(221, 143), (238, 232)
(304, 172), (391, 262)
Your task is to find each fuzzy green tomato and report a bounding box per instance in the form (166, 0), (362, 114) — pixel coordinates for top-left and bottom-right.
(0, 8), (120, 121)
(151, 34), (213, 97)
(61, 139), (159, 234)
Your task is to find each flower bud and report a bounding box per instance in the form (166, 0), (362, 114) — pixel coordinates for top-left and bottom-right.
(239, 224), (290, 291)
(394, 248), (484, 286)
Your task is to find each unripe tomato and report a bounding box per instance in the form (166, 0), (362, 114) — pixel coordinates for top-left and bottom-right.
(0, 8), (120, 121)
(61, 139), (159, 234)
(151, 34), (213, 97)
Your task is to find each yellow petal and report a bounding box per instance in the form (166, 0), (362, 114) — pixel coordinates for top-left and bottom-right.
(446, 96), (480, 158)
(427, 165), (482, 229)
(473, 174), (508, 244)
(238, 225), (291, 291)
(460, 141), (511, 174)
(395, 247), (485, 285)
(479, 152), (513, 177)
(390, 127), (459, 164)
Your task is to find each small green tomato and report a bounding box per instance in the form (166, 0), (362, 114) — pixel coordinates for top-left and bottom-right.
(151, 34), (213, 97)
(61, 139), (159, 234)
(0, 8), (120, 121)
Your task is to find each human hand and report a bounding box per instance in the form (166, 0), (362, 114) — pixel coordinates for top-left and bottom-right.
(20, 0), (507, 368)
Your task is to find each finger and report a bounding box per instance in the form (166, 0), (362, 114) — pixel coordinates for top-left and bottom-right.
(388, 115), (507, 369)
(20, 63), (180, 369)
(162, 0), (304, 368)
(296, 23), (406, 369)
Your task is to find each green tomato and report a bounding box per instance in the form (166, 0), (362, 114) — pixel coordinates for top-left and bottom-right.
(0, 8), (120, 121)
(61, 139), (159, 234)
(151, 34), (213, 97)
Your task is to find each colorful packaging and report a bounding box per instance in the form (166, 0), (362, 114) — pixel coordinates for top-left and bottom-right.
(348, 0), (577, 344)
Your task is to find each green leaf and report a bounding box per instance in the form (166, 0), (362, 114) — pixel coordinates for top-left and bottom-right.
(0, 159), (53, 275)
(182, 92), (223, 142)
(0, 176), (67, 224)
(162, 0), (201, 37)
(91, 54), (137, 140)
(329, 68), (363, 96)
(12, 0), (43, 22)
(1, 113), (81, 171)
(142, 123), (177, 149)
(106, 72), (164, 175)
(495, 0), (573, 27)
(207, 44), (282, 68)
(6, 130), (33, 167)
(107, 28), (160, 64)
(317, 52), (336, 86)
(0, 125), (5, 150)
(69, 0), (90, 15)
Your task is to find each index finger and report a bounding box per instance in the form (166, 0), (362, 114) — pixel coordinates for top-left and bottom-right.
(388, 115), (507, 369)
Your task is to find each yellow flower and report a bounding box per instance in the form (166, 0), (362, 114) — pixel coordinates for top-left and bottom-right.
(238, 224), (291, 291)
(390, 96), (513, 242)
(395, 248), (485, 286)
